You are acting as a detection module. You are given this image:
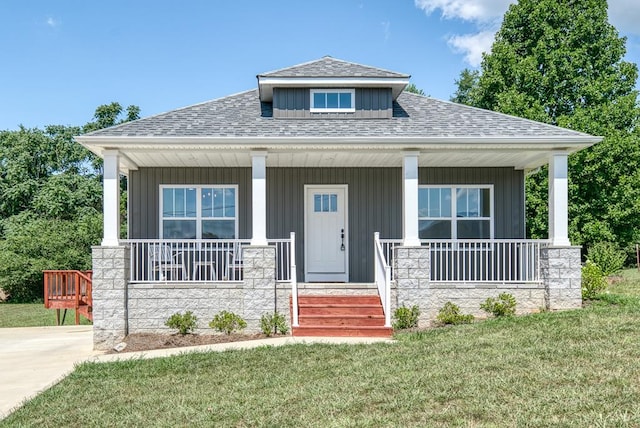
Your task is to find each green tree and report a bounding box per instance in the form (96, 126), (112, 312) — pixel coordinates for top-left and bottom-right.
(453, 0), (640, 251)
(450, 68), (479, 105)
(0, 103), (139, 302)
(404, 83), (426, 96)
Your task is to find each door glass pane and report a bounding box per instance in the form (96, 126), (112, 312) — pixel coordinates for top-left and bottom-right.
(339, 92), (351, 109)
(314, 194), (321, 212)
(224, 188), (236, 217)
(322, 194), (329, 212)
(313, 92), (325, 109)
(163, 220), (196, 239)
(326, 93), (339, 108)
(330, 194), (337, 212)
(457, 220), (490, 239)
(419, 220), (452, 239)
(203, 220), (235, 239)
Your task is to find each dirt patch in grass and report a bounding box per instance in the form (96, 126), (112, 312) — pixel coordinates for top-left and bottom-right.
(108, 332), (270, 354)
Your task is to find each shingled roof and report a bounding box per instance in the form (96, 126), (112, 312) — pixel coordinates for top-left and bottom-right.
(84, 89), (593, 139)
(258, 56), (409, 79)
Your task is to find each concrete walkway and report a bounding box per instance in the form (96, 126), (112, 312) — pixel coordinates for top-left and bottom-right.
(0, 326), (393, 419)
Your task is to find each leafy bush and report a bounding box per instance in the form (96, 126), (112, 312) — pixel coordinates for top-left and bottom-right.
(582, 260), (607, 300)
(480, 293), (517, 317)
(392, 304), (420, 330)
(587, 242), (626, 276)
(436, 302), (474, 325)
(209, 310), (247, 335)
(165, 311), (198, 335)
(260, 312), (289, 337)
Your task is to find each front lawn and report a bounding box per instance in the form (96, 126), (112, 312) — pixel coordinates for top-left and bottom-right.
(0, 303), (92, 328)
(3, 271), (640, 426)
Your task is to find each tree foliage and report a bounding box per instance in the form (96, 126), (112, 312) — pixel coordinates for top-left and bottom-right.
(452, 0), (640, 252)
(0, 102), (139, 302)
(404, 83), (426, 96)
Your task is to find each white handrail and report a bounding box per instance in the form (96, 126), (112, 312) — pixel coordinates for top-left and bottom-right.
(374, 232), (391, 327)
(290, 232), (299, 327)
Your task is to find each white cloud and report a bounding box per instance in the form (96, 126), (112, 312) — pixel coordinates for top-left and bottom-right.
(414, 0), (511, 23)
(447, 31), (495, 67)
(46, 17), (59, 28)
(415, 0), (640, 66)
(381, 20), (391, 41)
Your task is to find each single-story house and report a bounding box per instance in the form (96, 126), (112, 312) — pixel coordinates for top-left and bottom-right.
(77, 57), (601, 350)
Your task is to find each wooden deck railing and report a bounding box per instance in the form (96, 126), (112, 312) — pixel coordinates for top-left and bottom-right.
(43, 270), (93, 324)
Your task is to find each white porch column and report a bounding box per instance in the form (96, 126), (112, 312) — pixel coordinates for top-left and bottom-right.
(402, 151), (421, 246)
(101, 150), (120, 246)
(548, 152), (571, 246)
(251, 150), (268, 246)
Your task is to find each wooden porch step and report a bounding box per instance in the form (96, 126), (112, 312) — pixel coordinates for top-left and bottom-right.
(292, 325), (392, 337)
(298, 314), (385, 327)
(298, 295), (381, 305)
(77, 303), (93, 322)
(299, 304), (383, 316)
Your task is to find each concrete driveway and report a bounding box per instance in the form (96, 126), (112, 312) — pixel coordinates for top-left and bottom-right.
(0, 325), (97, 419)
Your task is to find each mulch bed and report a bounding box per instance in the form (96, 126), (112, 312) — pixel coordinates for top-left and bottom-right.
(108, 332), (270, 354)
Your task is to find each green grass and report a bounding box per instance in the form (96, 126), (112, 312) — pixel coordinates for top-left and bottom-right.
(3, 271), (640, 427)
(0, 303), (92, 328)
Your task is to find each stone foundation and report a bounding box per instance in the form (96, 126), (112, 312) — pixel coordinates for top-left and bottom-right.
(541, 246), (582, 310)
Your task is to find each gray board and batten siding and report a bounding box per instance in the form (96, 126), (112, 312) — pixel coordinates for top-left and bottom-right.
(129, 167), (524, 283)
(272, 88), (392, 119)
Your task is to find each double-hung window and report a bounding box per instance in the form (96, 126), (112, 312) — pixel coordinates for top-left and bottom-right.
(310, 89), (355, 112)
(160, 185), (237, 239)
(418, 185), (493, 239)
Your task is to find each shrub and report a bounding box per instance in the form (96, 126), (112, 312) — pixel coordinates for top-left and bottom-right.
(260, 312), (289, 337)
(436, 302), (474, 325)
(392, 304), (420, 330)
(165, 311), (198, 335)
(582, 260), (607, 300)
(480, 293), (517, 317)
(586, 242), (626, 276)
(209, 310), (247, 335)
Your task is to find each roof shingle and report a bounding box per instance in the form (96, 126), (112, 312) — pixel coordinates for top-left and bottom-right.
(258, 56), (410, 79)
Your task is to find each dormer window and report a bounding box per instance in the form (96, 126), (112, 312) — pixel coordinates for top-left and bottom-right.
(310, 89), (355, 113)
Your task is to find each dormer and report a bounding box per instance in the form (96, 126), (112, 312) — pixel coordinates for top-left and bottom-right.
(257, 56), (410, 119)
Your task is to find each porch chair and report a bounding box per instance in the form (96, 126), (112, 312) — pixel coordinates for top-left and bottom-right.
(226, 243), (244, 281)
(149, 244), (187, 281)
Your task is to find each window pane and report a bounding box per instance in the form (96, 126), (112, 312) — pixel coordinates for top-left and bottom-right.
(225, 188), (236, 218)
(419, 220), (452, 239)
(339, 92), (351, 109)
(429, 189), (441, 217)
(213, 189), (224, 217)
(185, 188), (197, 217)
(203, 220), (235, 239)
(418, 188), (428, 217)
(322, 194), (329, 212)
(314, 194), (321, 212)
(174, 188), (185, 216)
(441, 188), (452, 217)
(480, 188), (491, 217)
(313, 92), (325, 108)
(163, 220), (196, 239)
(456, 188), (469, 217)
(201, 188), (212, 217)
(163, 188), (174, 217)
(326, 92), (339, 108)
(457, 220), (490, 239)
(330, 194), (337, 212)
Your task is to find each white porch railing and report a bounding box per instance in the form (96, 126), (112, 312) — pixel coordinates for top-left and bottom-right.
(374, 232), (392, 327)
(378, 239), (548, 283)
(124, 238), (294, 283)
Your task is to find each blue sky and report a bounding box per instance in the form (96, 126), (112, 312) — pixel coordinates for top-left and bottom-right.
(1, 0), (639, 131)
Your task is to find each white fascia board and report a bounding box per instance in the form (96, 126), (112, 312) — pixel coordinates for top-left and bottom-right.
(76, 135), (603, 151)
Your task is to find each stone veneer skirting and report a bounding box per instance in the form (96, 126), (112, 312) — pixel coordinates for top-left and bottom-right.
(91, 243), (582, 350)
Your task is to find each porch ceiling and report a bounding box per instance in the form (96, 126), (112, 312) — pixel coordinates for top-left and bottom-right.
(80, 137), (595, 173)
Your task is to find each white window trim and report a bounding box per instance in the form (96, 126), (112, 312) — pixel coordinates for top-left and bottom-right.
(310, 89), (356, 113)
(419, 185), (494, 240)
(159, 184), (239, 239)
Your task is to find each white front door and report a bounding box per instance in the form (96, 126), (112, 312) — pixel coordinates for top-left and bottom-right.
(305, 185), (348, 282)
